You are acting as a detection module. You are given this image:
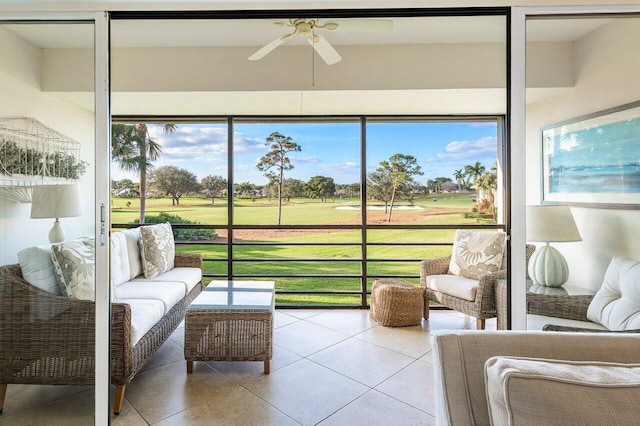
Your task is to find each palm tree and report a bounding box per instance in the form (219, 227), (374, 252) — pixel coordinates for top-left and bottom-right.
(112, 123), (175, 223)
(475, 170), (498, 220)
(464, 161), (486, 188)
(453, 169), (465, 192)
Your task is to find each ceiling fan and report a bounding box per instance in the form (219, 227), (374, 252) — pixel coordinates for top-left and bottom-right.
(248, 18), (393, 65)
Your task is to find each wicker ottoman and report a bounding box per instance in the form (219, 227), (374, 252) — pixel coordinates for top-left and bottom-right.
(370, 279), (423, 327)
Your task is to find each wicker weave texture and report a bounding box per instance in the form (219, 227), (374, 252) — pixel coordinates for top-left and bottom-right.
(527, 294), (593, 322)
(185, 310), (273, 362)
(0, 253), (202, 409)
(495, 278), (508, 330)
(370, 279), (423, 327)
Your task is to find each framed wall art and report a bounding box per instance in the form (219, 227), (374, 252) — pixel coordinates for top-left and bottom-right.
(541, 100), (640, 209)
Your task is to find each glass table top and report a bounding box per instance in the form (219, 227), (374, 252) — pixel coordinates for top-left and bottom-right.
(189, 281), (275, 311)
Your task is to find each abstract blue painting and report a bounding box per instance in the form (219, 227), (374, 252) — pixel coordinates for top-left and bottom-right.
(542, 101), (640, 208)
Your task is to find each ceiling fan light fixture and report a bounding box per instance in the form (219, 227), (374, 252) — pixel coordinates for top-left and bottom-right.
(249, 18), (393, 65)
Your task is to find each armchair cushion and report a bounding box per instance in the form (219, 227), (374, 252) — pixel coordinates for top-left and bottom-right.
(448, 230), (505, 280)
(139, 223), (175, 279)
(485, 356), (640, 426)
(587, 256), (640, 330)
(427, 274), (479, 301)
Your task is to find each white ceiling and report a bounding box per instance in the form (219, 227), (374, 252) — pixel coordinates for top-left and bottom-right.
(0, 16), (612, 115)
(3, 16), (610, 48)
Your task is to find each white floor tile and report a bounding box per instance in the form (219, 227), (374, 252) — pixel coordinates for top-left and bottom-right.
(3, 310), (468, 425)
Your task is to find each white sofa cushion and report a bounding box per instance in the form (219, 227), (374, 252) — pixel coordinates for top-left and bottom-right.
(427, 274), (479, 302)
(587, 256), (640, 330)
(485, 356), (640, 426)
(123, 228), (142, 279)
(116, 281), (186, 314)
(132, 267), (202, 293)
(448, 230), (505, 280)
(110, 232), (131, 287)
(120, 298), (166, 346)
(139, 223), (175, 279)
(17, 244), (61, 295)
(51, 238), (96, 300)
(526, 314), (608, 331)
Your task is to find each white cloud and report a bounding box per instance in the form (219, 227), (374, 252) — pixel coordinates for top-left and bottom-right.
(436, 136), (496, 161)
(148, 125), (267, 156)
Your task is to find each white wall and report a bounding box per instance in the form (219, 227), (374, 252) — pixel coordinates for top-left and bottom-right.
(0, 25), (95, 265)
(526, 18), (640, 290)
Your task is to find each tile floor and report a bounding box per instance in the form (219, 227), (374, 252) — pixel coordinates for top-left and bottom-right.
(0, 309), (494, 425)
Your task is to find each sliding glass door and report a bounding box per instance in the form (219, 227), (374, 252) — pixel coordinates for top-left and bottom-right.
(510, 5), (640, 330)
(0, 14), (110, 424)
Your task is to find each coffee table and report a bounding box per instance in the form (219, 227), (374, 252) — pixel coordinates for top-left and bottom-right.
(185, 280), (275, 374)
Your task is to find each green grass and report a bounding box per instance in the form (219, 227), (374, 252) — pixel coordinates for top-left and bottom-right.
(112, 193), (490, 305)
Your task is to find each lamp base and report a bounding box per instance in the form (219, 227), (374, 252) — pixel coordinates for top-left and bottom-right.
(528, 244), (569, 287)
(48, 219), (66, 244)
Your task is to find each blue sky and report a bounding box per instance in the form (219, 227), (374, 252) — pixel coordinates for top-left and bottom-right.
(112, 120), (497, 186)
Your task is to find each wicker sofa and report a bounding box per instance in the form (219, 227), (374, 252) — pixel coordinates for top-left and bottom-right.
(0, 226), (202, 415)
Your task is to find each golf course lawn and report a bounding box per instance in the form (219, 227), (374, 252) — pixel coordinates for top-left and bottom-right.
(112, 193), (493, 305)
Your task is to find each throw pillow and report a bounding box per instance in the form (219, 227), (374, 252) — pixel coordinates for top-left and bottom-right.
(448, 230), (505, 279)
(485, 356), (640, 426)
(139, 222), (175, 279)
(17, 244), (61, 295)
(50, 238), (96, 300)
(587, 256), (640, 330)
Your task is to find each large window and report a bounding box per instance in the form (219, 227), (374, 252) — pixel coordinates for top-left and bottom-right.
(112, 116), (503, 307)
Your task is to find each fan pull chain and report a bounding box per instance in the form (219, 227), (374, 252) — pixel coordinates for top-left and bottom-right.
(311, 26), (315, 87)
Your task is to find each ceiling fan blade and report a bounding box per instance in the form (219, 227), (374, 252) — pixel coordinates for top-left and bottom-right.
(327, 19), (393, 33)
(308, 35), (342, 65)
(248, 33), (293, 61)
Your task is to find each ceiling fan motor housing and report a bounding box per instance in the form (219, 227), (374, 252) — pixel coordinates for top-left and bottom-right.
(295, 20), (314, 38)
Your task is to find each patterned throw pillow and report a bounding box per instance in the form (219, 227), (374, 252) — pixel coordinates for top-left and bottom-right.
(139, 223), (175, 279)
(448, 230), (505, 280)
(51, 238), (96, 300)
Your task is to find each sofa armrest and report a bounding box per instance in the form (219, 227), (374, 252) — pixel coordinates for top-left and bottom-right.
(431, 330), (640, 426)
(0, 264), (97, 384)
(420, 256), (451, 287)
(174, 252), (203, 269)
(110, 302), (133, 381)
(527, 294), (593, 321)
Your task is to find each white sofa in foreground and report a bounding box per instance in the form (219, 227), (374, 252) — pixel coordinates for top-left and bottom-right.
(432, 330), (640, 426)
(0, 223), (202, 415)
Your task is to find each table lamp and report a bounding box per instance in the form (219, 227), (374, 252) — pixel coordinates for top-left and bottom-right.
(526, 205), (582, 287)
(30, 184), (83, 243)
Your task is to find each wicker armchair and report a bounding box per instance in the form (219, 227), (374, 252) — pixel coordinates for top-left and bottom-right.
(421, 244), (535, 330)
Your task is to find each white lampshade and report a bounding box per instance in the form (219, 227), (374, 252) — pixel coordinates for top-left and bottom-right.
(31, 185), (83, 243)
(526, 205), (582, 243)
(526, 205), (581, 287)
